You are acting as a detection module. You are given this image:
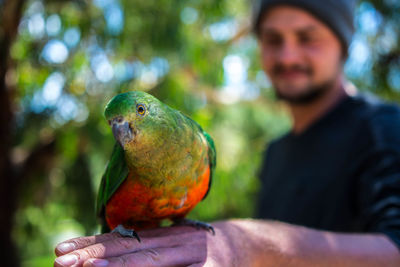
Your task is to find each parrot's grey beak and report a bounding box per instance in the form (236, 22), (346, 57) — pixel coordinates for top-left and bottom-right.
(111, 118), (133, 147)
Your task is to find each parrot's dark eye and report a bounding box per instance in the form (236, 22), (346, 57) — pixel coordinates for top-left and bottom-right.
(136, 103), (146, 116)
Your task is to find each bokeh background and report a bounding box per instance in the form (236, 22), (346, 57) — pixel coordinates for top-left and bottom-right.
(0, 0), (398, 266)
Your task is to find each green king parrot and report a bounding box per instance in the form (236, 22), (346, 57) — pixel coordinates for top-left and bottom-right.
(96, 91), (216, 241)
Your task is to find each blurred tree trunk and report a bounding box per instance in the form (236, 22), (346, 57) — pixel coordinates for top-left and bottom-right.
(0, 0), (59, 264)
(0, 1), (28, 266)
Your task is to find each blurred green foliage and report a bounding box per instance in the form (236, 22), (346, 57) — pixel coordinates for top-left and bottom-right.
(4, 0), (400, 266)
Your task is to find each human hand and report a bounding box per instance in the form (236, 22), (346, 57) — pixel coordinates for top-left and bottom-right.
(54, 219), (400, 267)
(54, 221), (251, 267)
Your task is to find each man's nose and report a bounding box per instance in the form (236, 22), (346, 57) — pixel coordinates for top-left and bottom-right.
(276, 42), (302, 66)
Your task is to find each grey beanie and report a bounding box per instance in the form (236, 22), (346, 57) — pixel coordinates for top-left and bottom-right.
(253, 0), (356, 54)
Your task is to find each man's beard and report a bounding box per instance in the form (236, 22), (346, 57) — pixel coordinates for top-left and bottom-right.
(272, 63), (337, 105)
(275, 79), (335, 105)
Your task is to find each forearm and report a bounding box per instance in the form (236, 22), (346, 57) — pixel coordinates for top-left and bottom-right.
(227, 219), (400, 267)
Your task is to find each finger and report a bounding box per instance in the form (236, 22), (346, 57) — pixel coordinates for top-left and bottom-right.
(139, 225), (200, 238)
(55, 230), (206, 267)
(55, 225), (204, 256)
(83, 246), (205, 267)
(55, 232), (120, 256)
(56, 223), (213, 256)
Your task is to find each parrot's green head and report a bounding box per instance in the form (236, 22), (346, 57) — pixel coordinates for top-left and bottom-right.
(104, 91), (172, 149)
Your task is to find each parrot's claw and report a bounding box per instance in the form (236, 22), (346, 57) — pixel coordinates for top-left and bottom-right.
(173, 218), (215, 235)
(112, 224), (141, 242)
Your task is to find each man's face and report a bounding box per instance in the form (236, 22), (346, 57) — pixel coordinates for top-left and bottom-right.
(258, 6), (343, 104)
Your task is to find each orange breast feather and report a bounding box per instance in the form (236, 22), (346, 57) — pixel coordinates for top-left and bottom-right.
(105, 165), (210, 230)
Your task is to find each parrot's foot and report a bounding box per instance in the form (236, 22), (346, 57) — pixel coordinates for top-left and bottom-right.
(111, 224), (141, 242)
(173, 218), (215, 235)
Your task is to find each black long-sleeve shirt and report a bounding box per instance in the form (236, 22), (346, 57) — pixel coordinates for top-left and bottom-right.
(257, 93), (400, 250)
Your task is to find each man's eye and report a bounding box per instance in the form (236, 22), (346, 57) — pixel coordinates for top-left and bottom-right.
(262, 36), (282, 47)
(299, 35), (317, 45)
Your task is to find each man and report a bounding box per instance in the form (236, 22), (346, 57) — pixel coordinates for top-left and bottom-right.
(54, 1), (400, 266)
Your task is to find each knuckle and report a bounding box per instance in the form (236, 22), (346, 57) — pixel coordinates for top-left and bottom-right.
(80, 245), (105, 259)
(70, 238), (91, 249)
(114, 237), (137, 250)
(117, 255), (129, 267)
(143, 248), (160, 263)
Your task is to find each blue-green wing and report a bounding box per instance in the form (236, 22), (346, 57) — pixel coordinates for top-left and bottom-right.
(178, 111), (216, 200)
(96, 143), (129, 231)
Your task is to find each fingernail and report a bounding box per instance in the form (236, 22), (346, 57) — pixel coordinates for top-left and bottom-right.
(58, 243), (76, 253)
(55, 254), (78, 266)
(89, 259), (109, 267)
